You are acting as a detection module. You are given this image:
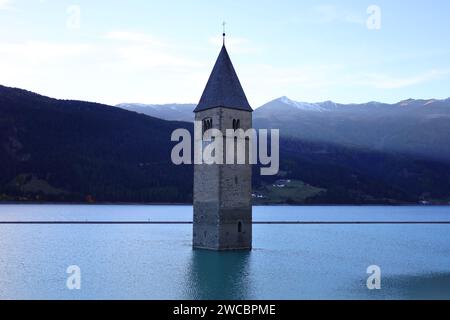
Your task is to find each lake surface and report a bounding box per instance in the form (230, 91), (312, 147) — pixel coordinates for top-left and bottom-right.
(0, 205), (449, 300)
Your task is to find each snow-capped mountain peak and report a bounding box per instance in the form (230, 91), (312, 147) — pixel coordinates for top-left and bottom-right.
(277, 96), (331, 112)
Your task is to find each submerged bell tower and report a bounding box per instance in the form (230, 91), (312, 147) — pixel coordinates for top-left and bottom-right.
(193, 30), (253, 250)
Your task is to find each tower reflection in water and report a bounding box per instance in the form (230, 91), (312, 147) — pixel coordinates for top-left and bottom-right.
(184, 249), (252, 300)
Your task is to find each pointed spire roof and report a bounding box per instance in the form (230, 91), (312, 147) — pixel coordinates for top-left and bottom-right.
(194, 45), (252, 113)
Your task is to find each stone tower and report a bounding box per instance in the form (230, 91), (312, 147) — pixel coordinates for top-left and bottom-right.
(193, 41), (253, 251)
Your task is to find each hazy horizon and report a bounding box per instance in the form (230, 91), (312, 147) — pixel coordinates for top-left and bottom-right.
(115, 95), (450, 109)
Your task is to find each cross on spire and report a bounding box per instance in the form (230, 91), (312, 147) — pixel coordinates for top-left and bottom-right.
(222, 21), (226, 45)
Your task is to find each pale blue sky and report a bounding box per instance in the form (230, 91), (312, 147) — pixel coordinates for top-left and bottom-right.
(0, 0), (449, 107)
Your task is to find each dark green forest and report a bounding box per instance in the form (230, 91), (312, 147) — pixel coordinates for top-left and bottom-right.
(0, 85), (193, 203)
(1, 85), (450, 204)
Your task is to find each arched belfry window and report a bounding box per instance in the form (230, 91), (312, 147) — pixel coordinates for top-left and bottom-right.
(202, 117), (212, 134)
(232, 119), (240, 130)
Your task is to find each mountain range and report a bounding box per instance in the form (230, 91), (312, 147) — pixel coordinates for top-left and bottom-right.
(118, 96), (450, 162)
(1, 84), (450, 204)
(116, 103), (196, 122)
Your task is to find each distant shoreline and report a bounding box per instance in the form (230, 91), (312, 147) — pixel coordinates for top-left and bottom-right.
(0, 201), (448, 207)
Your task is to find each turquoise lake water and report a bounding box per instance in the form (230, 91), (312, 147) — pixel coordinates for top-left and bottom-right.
(0, 205), (449, 300)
